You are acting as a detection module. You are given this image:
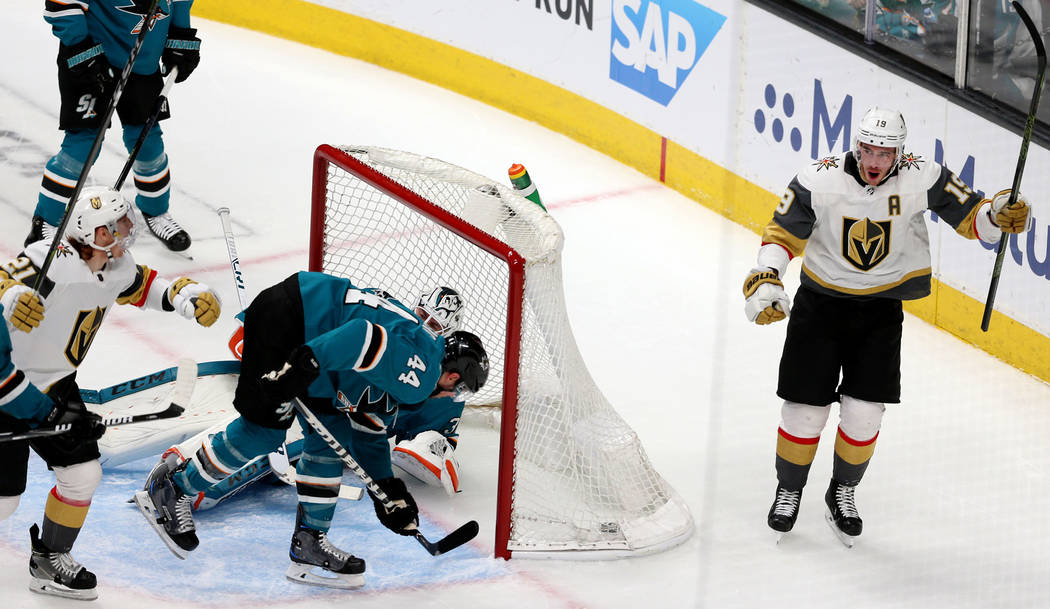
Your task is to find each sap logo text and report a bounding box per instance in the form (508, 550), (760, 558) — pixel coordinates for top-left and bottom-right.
(610, 0), (725, 106)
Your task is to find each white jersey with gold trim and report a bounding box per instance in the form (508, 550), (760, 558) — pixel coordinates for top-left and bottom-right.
(761, 152), (986, 300)
(1, 241), (141, 391)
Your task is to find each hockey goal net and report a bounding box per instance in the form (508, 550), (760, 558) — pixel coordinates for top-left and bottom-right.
(310, 145), (693, 559)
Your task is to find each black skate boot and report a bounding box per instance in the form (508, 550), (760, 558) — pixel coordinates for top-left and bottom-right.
(133, 461), (199, 559)
(28, 524), (98, 600)
(824, 479), (863, 547)
(286, 507), (365, 589)
(143, 211), (191, 252)
(767, 486), (802, 541)
(24, 215), (57, 247)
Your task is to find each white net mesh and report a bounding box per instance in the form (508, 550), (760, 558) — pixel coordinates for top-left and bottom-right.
(313, 146), (693, 557)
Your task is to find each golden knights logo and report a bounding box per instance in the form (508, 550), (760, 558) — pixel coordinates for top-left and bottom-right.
(65, 307), (107, 366)
(898, 152), (924, 170)
(813, 156), (840, 172)
(842, 217), (892, 271)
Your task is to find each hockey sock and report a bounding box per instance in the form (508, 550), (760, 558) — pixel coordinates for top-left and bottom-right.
(775, 427), (820, 489)
(294, 450), (343, 530)
(123, 124), (170, 216)
(831, 427), (878, 485)
(41, 487), (90, 553)
(177, 417), (285, 493)
(36, 130), (94, 224)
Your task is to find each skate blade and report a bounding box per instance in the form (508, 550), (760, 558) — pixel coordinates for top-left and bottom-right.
(132, 491), (190, 560)
(823, 508), (856, 548)
(773, 530), (787, 545)
(285, 563), (365, 589)
(29, 577), (98, 601)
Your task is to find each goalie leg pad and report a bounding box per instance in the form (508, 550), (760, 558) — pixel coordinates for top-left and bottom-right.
(392, 430), (461, 496)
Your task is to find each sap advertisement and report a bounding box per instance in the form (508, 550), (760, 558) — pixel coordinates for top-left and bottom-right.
(310, 0), (1050, 335)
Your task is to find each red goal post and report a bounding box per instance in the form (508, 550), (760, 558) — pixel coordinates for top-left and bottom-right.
(310, 145), (693, 559)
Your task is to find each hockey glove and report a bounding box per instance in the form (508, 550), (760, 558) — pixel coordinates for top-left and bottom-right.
(368, 477), (419, 536)
(58, 37), (114, 90)
(989, 189), (1033, 234)
(392, 430), (461, 495)
(743, 267), (790, 325)
(259, 345), (320, 404)
(41, 401), (105, 441)
(168, 278), (222, 327)
(162, 27), (201, 83)
(0, 280), (45, 333)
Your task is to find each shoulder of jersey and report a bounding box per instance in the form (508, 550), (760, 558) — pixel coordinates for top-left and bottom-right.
(24, 241), (91, 283)
(894, 151), (940, 188)
(798, 154), (848, 186)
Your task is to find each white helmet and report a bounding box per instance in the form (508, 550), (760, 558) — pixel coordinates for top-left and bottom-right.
(414, 286), (465, 337)
(853, 106), (907, 161)
(65, 187), (136, 252)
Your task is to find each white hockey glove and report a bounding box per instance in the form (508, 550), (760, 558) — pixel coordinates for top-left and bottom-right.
(392, 430), (461, 496)
(168, 277), (222, 327)
(0, 279), (45, 333)
(743, 267), (790, 325)
(989, 189), (1033, 234)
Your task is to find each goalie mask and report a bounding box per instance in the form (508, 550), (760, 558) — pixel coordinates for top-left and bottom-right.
(441, 330), (489, 397)
(853, 106), (907, 167)
(65, 187), (137, 253)
(415, 286), (465, 337)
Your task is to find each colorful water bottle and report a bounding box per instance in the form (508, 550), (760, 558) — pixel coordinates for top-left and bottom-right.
(508, 163), (546, 211)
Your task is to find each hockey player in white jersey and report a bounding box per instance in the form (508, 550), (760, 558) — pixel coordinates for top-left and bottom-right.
(743, 107), (1032, 546)
(0, 186), (220, 599)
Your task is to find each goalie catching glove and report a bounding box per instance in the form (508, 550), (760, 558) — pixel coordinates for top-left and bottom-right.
(392, 430), (461, 496)
(368, 477), (419, 536)
(0, 280), (45, 333)
(988, 189), (1033, 234)
(167, 278), (221, 327)
(743, 267), (790, 325)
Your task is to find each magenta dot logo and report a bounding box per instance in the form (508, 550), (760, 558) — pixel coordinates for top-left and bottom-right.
(754, 84), (803, 152)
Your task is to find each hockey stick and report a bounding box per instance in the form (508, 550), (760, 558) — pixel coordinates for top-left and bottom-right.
(291, 397), (479, 556)
(980, 0), (1046, 332)
(216, 207), (295, 484)
(0, 359), (195, 443)
(113, 66), (178, 191)
(33, 0), (162, 293)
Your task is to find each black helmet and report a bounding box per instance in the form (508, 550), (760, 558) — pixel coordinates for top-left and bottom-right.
(442, 330), (489, 393)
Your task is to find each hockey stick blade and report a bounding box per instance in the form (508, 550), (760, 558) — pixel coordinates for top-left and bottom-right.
(414, 519), (479, 556)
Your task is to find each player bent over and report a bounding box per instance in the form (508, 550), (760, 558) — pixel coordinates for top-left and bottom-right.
(134, 274), (488, 588)
(743, 107), (1032, 546)
(0, 187), (220, 599)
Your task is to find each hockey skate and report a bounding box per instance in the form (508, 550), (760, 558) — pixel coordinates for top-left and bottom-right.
(133, 460), (199, 559)
(143, 211), (192, 252)
(286, 508), (365, 589)
(767, 486), (802, 543)
(28, 524), (98, 601)
(24, 215), (57, 247)
(824, 479), (863, 548)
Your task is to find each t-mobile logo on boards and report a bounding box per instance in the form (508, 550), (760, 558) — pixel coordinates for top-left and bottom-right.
(609, 0), (725, 106)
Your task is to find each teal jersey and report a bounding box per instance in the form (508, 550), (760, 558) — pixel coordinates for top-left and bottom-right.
(44, 0), (194, 75)
(0, 309), (53, 424)
(296, 272), (445, 477)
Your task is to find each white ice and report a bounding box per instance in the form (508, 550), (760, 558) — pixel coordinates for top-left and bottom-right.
(1, 5), (1049, 608)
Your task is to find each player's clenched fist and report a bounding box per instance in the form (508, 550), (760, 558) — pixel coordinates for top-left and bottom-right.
(989, 189), (1033, 234)
(168, 277), (222, 327)
(0, 280), (45, 333)
(743, 268), (790, 325)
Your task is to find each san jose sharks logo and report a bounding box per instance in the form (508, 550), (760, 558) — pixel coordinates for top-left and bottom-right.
(897, 151), (925, 171)
(336, 386), (393, 414)
(116, 0), (169, 35)
(842, 217), (892, 271)
(813, 156), (840, 171)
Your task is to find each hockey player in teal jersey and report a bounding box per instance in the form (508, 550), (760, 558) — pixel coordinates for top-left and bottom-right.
(29, 0), (202, 251)
(134, 274), (489, 587)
